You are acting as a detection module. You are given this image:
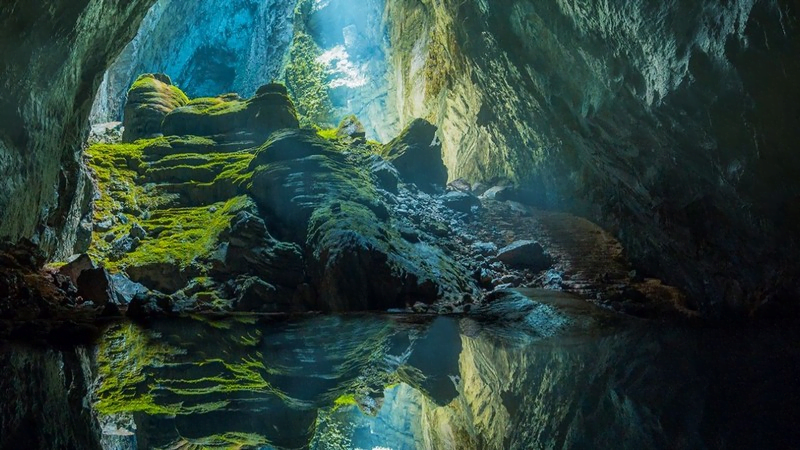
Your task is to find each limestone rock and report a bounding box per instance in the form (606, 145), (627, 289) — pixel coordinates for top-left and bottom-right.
(122, 74), (189, 142)
(161, 84), (298, 138)
(368, 155), (401, 194)
(441, 191), (481, 214)
(109, 273), (149, 305)
(480, 186), (514, 201)
(248, 130), (471, 311)
(58, 254), (96, 286)
(126, 262), (201, 294)
(496, 240), (552, 271)
(336, 115), (366, 140)
(76, 268), (119, 306)
(232, 276), (295, 313)
(385, 119), (448, 193)
(217, 211), (305, 288)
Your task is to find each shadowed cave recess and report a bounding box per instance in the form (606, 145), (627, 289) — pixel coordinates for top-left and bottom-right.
(1, 0), (800, 449)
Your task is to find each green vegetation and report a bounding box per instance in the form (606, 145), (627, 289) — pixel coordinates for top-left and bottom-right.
(128, 74), (189, 110)
(285, 0), (333, 127)
(94, 323), (182, 415)
(86, 135), (255, 277)
(114, 196), (250, 272)
(177, 95), (248, 116)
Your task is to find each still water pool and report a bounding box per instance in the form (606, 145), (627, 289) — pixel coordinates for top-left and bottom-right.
(3, 293), (800, 449)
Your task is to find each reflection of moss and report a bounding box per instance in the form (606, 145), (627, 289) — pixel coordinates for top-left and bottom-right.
(159, 356), (270, 396)
(94, 323), (181, 415)
(192, 432), (271, 448)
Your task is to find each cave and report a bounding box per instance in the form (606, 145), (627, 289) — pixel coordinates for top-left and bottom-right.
(1, 0), (800, 448)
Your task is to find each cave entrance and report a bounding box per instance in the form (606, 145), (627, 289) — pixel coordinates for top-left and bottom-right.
(88, 0), (398, 144)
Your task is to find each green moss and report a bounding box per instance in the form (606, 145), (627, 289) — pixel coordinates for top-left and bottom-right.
(86, 134), (256, 275)
(333, 393), (358, 409)
(110, 196), (250, 273)
(285, 7), (333, 128)
(317, 128), (339, 141)
(180, 96), (248, 116)
(129, 74), (189, 108)
(86, 138), (175, 264)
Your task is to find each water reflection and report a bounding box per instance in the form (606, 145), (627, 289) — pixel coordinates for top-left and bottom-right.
(3, 294), (800, 450)
(90, 304), (800, 450)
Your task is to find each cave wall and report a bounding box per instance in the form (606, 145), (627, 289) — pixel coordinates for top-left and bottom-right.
(0, 347), (102, 449)
(90, 0), (297, 124)
(0, 0), (157, 259)
(384, 0), (800, 315)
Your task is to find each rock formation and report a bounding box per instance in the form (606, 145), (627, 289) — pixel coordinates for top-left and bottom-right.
(84, 77), (474, 313)
(0, 0), (157, 259)
(1, 0), (799, 321)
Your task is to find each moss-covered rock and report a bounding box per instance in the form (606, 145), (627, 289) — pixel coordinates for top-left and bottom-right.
(161, 85), (299, 139)
(385, 118), (448, 193)
(336, 115), (366, 140)
(122, 74), (189, 142)
(248, 129), (471, 310)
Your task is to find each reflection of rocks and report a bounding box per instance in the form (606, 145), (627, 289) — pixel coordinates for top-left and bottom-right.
(0, 347), (102, 450)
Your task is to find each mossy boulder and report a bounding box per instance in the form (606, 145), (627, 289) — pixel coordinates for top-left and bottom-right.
(161, 84), (299, 138)
(336, 114), (366, 140)
(122, 74), (189, 143)
(385, 118), (449, 193)
(248, 130), (471, 310)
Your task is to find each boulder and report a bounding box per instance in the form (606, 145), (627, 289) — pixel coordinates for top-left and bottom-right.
(161, 83), (298, 138)
(218, 211), (306, 287)
(122, 74), (189, 142)
(368, 155), (400, 194)
(129, 223), (147, 240)
(480, 185), (514, 201)
(471, 241), (498, 257)
(127, 293), (175, 319)
(496, 240), (553, 271)
(109, 273), (149, 305)
(232, 276), (296, 313)
(76, 268), (119, 306)
(58, 254), (95, 286)
(441, 191), (481, 214)
(385, 119), (448, 193)
(126, 261), (201, 294)
(447, 178), (472, 192)
(336, 114), (366, 140)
